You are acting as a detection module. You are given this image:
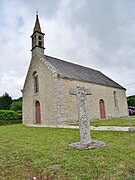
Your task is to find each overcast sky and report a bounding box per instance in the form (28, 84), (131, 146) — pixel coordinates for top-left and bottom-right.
(0, 0), (135, 98)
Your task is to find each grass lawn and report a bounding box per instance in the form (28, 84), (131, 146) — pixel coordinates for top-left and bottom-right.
(0, 125), (135, 179)
(90, 117), (135, 127)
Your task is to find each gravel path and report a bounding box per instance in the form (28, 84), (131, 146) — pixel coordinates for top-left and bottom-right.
(27, 124), (130, 131)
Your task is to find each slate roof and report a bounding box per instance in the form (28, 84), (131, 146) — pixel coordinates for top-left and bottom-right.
(45, 55), (125, 90)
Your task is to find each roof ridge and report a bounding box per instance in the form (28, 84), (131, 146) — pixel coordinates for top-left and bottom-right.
(44, 54), (125, 90)
(45, 54), (100, 73)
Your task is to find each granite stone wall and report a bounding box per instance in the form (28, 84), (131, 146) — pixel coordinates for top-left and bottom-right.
(61, 78), (128, 124)
(23, 54), (128, 126)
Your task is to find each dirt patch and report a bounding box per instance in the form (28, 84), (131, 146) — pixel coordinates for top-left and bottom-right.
(49, 164), (61, 170)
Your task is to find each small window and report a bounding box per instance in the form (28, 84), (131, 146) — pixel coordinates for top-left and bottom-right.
(39, 41), (42, 47)
(32, 38), (34, 47)
(113, 91), (118, 107)
(33, 71), (39, 93)
(34, 35), (36, 41)
(32, 35), (36, 47)
(34, 76), (39, 93)
(39, 36), (41, 40)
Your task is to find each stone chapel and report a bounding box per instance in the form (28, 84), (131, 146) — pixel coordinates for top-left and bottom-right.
(22, 15), (128, 126)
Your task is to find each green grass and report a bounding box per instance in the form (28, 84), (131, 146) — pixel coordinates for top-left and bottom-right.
(70, 117), (135, 127)
(90, 117), (135, 127)
(0, 124), (135, 179)
(129, 115), (135, 119)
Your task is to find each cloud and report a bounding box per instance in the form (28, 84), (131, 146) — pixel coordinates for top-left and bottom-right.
(0, 0), (135, 98)
(0, 1), (31, 98)
(21, 0), (62, 19)
(48, 0), (135, 96)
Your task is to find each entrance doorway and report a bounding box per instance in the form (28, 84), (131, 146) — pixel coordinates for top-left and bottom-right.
(35, 101), (41, 124)
(99, 99), (106, 119)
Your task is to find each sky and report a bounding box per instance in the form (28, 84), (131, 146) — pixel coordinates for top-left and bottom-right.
(0, 0), (135, 98)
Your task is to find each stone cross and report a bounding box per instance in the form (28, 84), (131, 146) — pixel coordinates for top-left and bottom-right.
(69, 86), (92, 144)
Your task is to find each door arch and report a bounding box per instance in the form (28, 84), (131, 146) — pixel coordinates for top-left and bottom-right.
(99, 99), (106, 119)
(35, 101), (41, 124)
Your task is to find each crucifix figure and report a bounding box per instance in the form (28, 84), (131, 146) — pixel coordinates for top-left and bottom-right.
(69, 86), (92, 144)
(68, 86), (106, 150)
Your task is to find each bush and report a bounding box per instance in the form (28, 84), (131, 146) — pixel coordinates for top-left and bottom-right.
(16, 110), (22, 120)
(128, 109), (135, 116)
(17, 110), (22, 114)
(0, 119), (22, 126)
(0, 110), (21, 120)
(0, 110), (22, 125)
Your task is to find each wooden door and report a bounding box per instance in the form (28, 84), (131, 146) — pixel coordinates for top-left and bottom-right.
(35, 101), (41, 124)
(99, 99), (106, 119)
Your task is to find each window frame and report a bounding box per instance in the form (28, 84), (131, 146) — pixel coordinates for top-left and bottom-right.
(33, 71), (39, 93)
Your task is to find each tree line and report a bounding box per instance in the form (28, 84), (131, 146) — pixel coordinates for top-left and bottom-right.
(0, 92), (22, 111)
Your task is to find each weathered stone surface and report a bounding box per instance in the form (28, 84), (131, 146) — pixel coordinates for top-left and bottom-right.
(69, 86), (92, 144)
(129, 127), (135, 132)
(68, 140), (106, 150)
(23, 53), (128, 126)
(68, 86), (106, 150)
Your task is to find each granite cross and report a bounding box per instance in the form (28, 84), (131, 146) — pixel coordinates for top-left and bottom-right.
(69, 86), (92, 144)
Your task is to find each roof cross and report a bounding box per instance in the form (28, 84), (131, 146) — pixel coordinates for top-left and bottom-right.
(36, 8), (38, 16)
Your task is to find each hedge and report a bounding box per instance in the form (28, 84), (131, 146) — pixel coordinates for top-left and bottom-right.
(0, 110), (22, 125)
(0, 119), (22, 126)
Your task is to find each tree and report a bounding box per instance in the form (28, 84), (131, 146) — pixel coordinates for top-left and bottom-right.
(0, 92), (12, 110)
(10, 97), (22, 111)
(127, 95), (135, 107)
(10, 101), (22, 111)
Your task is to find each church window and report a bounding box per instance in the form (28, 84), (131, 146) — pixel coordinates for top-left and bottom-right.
(113, 91), (118, 107)
(39, 41), (42, 47)
(33, 71), (39, 93)
(32, 38), (34, 47)
(34, 35), (36, 44)
(32, 35), (36, 48)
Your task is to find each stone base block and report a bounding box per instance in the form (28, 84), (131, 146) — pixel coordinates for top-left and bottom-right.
(129, 127), (135, 133)
(68, 140), (106, 150)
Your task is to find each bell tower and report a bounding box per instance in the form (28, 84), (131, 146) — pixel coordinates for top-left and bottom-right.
(31, 14), (45, 56)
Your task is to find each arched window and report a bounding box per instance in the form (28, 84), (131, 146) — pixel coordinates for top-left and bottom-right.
(38, 36), (42, 47)
(33, 71), (39, 93)
(113, 91), (118, 107)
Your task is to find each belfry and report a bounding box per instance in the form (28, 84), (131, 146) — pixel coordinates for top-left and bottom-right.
(31, 14), (45, 55)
